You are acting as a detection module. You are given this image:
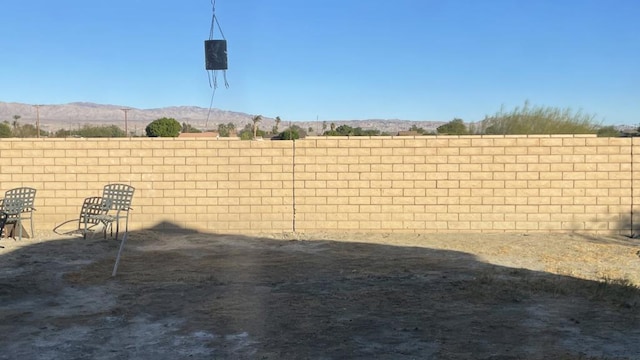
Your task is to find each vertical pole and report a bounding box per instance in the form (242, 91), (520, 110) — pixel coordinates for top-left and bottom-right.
(112, 232), (128, 277)
(632, 135), (636, 237)
(121, 108), (130, 136)
(289, 122), (296, 234)
(34, 105), (41, 138)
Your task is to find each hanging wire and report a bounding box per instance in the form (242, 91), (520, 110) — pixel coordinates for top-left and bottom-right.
(210, 0), (226, 41)
(206, 0), (229, 129)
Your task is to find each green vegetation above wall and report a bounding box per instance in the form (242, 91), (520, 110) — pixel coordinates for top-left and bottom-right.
(478, 101), (599, 135)
(145, 117), (182, 137)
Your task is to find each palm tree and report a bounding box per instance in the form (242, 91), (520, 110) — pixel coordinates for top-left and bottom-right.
(12, 115), (20, 133)
(252, 115), (262, 139)
(273, 116), (281, 134)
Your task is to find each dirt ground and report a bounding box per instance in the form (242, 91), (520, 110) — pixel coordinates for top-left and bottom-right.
(1, 225), (640, 360)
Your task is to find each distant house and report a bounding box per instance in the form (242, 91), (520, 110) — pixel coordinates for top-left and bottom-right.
(178, 131), (219, 138)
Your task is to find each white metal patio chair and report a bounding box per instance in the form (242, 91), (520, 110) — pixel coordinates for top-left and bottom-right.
(1, 187), (37, 241)
(83, 184), (135, 240)
(54, 196), (107, 236)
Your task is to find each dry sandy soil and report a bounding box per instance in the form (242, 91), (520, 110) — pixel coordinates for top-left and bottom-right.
(1, 225), (640, 359)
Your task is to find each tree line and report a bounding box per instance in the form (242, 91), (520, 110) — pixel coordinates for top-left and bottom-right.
(0, 102), (628, 139)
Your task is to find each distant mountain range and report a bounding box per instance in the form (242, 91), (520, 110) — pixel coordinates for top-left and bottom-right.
(0, 101), (445, 135)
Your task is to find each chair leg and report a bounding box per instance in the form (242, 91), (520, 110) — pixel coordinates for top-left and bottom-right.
(17, 218), (22, 241)
(30, 217), (34, 239)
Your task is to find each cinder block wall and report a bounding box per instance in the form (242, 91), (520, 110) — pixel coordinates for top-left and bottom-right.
(0, 135), (637, 235)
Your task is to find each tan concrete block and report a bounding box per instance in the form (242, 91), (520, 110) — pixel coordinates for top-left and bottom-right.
(467, 172), (492, 181)
(480, 180), (503, 189)
(196, 148), (219, 158)
(609, 171), (631, 180)
(516, 188), (539, 197)
(162, 156), (186, 165)
(538, 155), (562, 164)
(391, 196), (413, 205)
(536, 137), (562, 147)
(558, 137), (586, 147)
(337, 172), (360, 181)
(338, 139), (362, 148)
(525, 164), (550, 172)
(505, 146), (528, 155)
(403, 188), (426, 198)
(471, 138), (494, 147)
(560, 205), (585, 213)
(413, 181), (437, 190)
(346, 164), (369, 173)
(537, 171), (561, 180)
(536, 204), (561, 213)
(561, 172), (585, 180)
(337, 188), (360, 197)
(597, 146), (622, 155)
(345, 180), (368, 189)
(336, 221), (360, 230)
(516, 172), (539, 180)
(515, 222), (539, 230)
(382, 139), (406, 148)
(526, 146), (551, 155)
(479, 146), (505, 155)
(350, 172), (378, 184)
(469, 188), (493, 198)
(436, 194), (460, 205)
(361, 139), (384, 148)
(355, 155), (380, 165)
(437, 213), (458, 221)
(446, 204), (469, 214)
(437, 180), (459, 188)
(323, 164), (348, 175)
(379, 155), (404, 165)
(435, 164), (458, 173)
(325, 180), (348, 189)
(605, 154), (630, 165)
(504, 196), (527, 205)
(437, 147), (460, 156)
(391, 212), (414, 222)
(571, 180), (596, 189)
(527, 196), (551, 205)
(491, 172), (514, 180)
(574, 196), (598, 205)
(482, 163), (505, 172)
(43, 197), (69, 207)
(410, 163), (435, 174)
(20, 149), (44, 159)
(392, 147), (416, 157)
(597, 196), (621, 205)
(457, 145), (482, 156)
(348, 213), (371, 221)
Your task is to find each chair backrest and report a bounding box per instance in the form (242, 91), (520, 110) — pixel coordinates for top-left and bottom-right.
(79, 196), (106, 225)
(2, 187), (37, 214)
(101, 184), (135, 211)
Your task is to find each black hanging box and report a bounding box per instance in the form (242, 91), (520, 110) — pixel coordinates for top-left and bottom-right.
(204, 40), (228, 70)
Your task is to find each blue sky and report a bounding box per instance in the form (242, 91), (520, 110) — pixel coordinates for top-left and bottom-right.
(1, 0), (638, 125)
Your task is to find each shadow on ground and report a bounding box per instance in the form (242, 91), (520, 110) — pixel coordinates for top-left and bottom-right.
(1, 223), (639, 360)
